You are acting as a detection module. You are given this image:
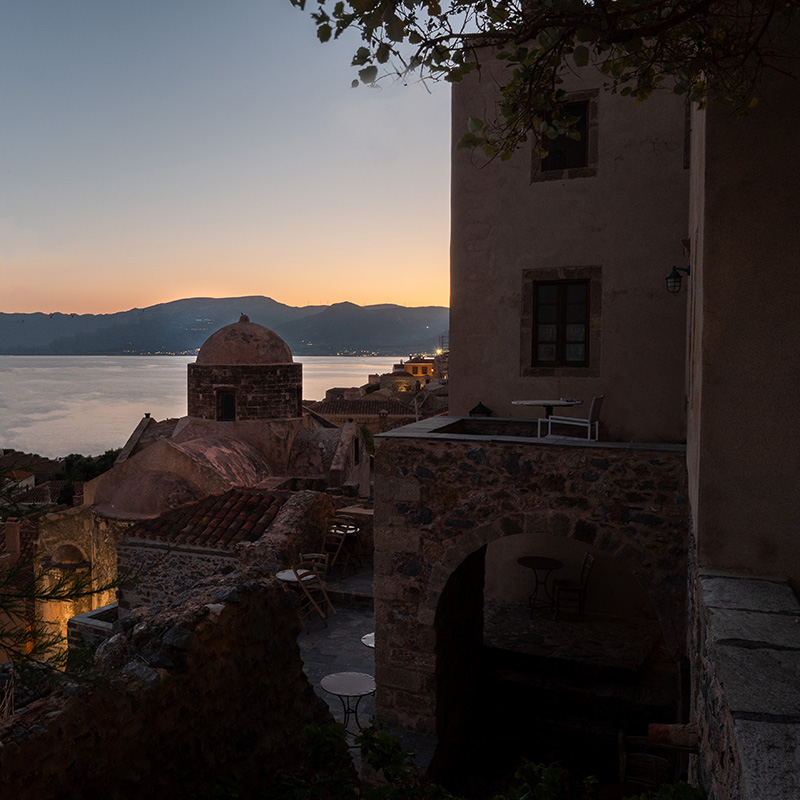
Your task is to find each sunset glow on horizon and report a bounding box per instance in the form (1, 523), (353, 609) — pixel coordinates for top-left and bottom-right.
(0, 2), (451, 316)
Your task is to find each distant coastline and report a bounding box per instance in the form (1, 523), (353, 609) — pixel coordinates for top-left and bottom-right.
(0, 295), (449, 358)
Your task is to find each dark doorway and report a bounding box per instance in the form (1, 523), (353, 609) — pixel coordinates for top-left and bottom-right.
(218, 391), (236, 421)
(430, 546), (486, 788)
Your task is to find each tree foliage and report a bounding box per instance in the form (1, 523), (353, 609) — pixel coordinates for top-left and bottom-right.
(291, 0), (799, 157)
(55, 449), (121, 483)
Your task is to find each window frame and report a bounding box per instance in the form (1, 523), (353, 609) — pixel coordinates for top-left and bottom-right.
(531, 89), (599, 183)
(520, 266), (602, 378)
(532, 279), (590, 368)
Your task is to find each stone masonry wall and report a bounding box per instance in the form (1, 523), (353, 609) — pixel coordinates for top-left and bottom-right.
(0, 569), (334, 799)
(187, 363), (302, 420)
(690, 572), (800, 799)
(116, 542), (236, 610)
(118, 491), (334, 611)
(373, 437), (689, 733)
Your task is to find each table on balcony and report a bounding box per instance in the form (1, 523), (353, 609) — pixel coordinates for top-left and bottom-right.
(512, 399), (583, 418)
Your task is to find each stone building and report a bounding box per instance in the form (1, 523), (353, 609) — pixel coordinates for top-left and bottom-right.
(29, 317), (369, 651)
(371, 45), (800, 799)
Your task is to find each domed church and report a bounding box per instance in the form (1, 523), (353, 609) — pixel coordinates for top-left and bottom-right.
(188, 315), (302, 422)
(81, 315), (368, 520)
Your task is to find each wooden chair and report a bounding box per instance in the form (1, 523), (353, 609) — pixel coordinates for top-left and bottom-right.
(300, 552), (329, 579)
(323, 517), (361, 574)
(552, 552), (594, 619)
(618, 731), (674, 790)
(544, 395), (604, 440)
(292, 560), (336, 630)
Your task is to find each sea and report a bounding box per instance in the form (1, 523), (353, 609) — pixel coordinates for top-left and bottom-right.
(0, 355), (400, 459)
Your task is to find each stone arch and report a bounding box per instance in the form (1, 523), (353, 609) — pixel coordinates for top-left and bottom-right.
(373, 435), (689, 746)
(425, 513), (685, 658)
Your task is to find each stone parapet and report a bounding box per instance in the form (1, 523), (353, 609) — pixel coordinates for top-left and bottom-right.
(691, 572), (800, 799)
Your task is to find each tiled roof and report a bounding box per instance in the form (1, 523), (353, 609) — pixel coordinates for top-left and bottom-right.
(7, 470), (33, 481)
(308, 399), (414, 416)
(125, 488), (290, 550)
(0, 517), (39, 563)
(18, 481), (82, 506)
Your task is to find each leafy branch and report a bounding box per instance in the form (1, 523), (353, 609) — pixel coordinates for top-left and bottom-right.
(290, 0), (799, 157)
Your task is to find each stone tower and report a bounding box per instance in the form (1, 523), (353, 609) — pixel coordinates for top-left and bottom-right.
(187, 315), (302, 421)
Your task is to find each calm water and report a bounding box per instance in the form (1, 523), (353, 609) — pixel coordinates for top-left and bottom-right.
(0, 355), (399, 459)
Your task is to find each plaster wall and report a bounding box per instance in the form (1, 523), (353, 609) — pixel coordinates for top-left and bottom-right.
(449, 64), (689, 442)
(686, 65), (800, 582)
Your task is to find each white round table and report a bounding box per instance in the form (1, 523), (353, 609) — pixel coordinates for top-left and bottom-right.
(319, 671), (376, 733)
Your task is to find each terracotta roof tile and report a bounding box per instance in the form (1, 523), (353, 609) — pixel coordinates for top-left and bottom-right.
(308, 398), (415, 416)
(125, 488), (290, 551)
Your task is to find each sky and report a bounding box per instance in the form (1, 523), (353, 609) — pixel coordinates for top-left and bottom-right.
(0, 1), (452, 315)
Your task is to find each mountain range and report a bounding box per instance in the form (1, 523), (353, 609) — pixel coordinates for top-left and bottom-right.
(0, 297), (449, 357)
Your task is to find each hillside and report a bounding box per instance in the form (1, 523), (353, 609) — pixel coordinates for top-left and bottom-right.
(0, 297), (449, 356)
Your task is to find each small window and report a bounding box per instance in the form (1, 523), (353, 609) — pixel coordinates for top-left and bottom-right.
(541, 102), (589, 172)
(412, 366), (419, 374)
(533, 281), (589, 367)
(218, 391), (236, 421)
(531, 90), (598, 182)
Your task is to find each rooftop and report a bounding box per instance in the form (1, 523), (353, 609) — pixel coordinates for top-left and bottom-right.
(125, 488), (290, 550)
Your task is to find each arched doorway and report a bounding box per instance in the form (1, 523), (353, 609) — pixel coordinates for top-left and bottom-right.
(430, 534), (682, 793)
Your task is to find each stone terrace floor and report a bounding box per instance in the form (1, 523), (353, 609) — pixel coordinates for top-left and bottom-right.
(293, 562), (673, 772)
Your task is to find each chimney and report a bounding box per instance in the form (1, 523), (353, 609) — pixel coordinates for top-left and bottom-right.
(3, 519), (21, 565)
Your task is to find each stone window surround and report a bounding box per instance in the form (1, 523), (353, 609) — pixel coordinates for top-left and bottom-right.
(520, 266), (602, 378)
(530, 88), (599, 182)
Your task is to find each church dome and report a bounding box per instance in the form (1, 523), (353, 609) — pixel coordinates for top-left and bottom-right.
(196, 315), (293, 366)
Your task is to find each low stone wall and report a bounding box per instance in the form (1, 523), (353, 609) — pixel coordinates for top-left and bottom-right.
(117, 542), (236, 610)
(238, 490), (334, 568)
(0, 569), (334, 799)
(691, 571), (800, 799)
(373, 435), (689, 734)
(67, 602), (118, 653)
(117, 490), (334, 612)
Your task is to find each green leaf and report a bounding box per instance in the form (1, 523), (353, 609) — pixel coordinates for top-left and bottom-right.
(376, 42), (391, 63)
(467, 116), (485, 133)
(573, 45), (589, 67)
(385, 14), (405, 42)
(317, 23), (333, 43)
(359, 65), (378, 84)
(408, 30), (422, 45)
(352, 46), (371, 66)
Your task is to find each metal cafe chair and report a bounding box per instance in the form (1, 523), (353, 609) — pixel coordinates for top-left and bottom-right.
(552, 552), (595, 619)
(544, 395), (604, 440)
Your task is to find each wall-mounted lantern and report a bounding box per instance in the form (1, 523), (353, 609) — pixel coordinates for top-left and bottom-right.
(665, 265), (691, 294)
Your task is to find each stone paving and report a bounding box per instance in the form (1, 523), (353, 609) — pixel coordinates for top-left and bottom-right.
(293, 563), (438, 770)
